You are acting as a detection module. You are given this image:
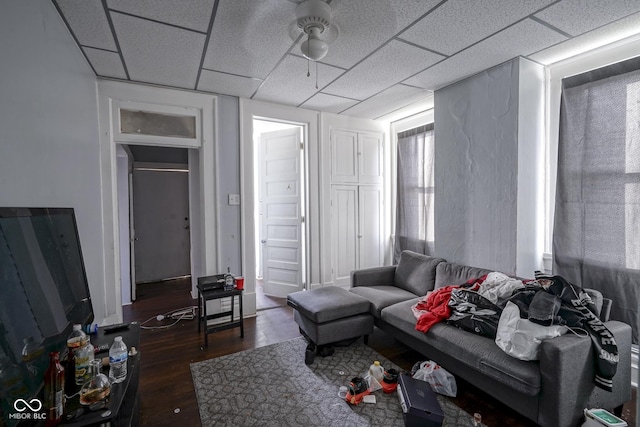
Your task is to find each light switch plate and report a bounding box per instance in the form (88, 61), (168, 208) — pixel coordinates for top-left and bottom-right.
(228, 194), (240, 205)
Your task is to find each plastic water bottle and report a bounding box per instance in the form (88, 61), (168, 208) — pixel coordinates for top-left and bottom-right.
(74, 340), (94, 385)
(369, 361), (384, 383)
(108, 336), (128, 384)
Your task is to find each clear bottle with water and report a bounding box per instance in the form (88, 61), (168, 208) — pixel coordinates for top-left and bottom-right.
(108, 336), (128, 384)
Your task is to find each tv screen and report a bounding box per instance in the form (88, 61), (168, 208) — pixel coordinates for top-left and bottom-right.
(0, 207), (94, 420)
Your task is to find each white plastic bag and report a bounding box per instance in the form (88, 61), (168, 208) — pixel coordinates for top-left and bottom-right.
(412, 360), (457, 397)
(495, 301), (568, 361)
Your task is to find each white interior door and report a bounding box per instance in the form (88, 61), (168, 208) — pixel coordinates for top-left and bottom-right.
(331, 185), (358, 287)
(358, 133), (383, 184)
(358, 186), (383, 269)
(260, 128), (304, 297)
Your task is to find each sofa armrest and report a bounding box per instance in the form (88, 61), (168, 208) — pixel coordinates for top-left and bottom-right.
(351, 266), (396, 288)
(537, 320), (632, 427)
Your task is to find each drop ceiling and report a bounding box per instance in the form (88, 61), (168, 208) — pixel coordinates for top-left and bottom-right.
(52, 0), (640, 120)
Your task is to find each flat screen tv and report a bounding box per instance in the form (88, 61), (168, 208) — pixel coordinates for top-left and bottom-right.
(0, 207), (94, 422)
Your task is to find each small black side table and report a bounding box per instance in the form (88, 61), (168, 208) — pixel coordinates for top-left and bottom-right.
(197, 278), (244, 348)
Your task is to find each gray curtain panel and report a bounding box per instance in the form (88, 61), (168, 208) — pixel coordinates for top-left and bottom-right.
(555, 56), (640, 343)
(394, 123), (435, 263)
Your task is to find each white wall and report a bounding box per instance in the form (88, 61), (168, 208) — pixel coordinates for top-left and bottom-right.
(434, 57), (544, 276)
(216, 95), (242, 276)
(0, 1), (107, 321)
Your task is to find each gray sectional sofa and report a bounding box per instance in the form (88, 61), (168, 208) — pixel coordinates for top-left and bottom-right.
(349, 250), (632, 427)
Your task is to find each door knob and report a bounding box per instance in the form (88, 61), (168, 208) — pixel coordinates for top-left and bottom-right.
(261, 240), (266, 244)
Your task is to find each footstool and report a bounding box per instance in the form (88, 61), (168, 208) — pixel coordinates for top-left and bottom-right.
(287, 286), (374, 346)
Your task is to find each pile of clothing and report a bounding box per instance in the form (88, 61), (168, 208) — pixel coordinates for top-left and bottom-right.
(411, 271), (619, 392)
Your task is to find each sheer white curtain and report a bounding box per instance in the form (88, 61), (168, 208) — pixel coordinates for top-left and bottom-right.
(555, 56), (640, 343)
(394, 124), (435, 263)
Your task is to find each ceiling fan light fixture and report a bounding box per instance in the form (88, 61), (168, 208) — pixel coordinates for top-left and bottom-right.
(301, 26), (329, 61)
(296, 0), (331, 61)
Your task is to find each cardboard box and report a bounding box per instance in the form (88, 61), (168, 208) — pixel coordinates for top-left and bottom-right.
(397, 374), (444, 427)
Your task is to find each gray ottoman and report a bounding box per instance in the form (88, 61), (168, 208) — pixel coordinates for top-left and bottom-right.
(287, 286), (374, 346)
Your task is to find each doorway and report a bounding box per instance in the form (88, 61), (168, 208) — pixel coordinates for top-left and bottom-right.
(253, 119), (306, 309)
(117, 144), (192, 303)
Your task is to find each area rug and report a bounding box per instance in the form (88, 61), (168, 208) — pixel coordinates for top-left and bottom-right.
(191, 337), (484, 426)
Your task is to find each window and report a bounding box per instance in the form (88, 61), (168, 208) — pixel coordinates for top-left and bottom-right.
(393, 123), (435, 262)
(554, 55), (640, 343)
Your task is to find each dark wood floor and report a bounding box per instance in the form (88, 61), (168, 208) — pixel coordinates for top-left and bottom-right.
(123, 278), (636, 427)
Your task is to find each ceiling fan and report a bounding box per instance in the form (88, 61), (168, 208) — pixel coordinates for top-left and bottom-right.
(295, 0), (333, 61)
(294, 0), (338, 88)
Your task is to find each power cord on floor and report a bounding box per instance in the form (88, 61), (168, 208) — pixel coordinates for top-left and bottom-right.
(140, 306), (198, 330)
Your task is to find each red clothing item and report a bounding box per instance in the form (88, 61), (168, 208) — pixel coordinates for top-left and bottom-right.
(415, 285), (458, 333)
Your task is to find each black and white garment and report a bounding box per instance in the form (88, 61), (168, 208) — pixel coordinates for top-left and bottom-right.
(528, 271), (618, 392)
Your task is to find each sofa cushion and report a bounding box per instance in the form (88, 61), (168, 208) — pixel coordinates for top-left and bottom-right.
(434, 262), (493, 290)
(394, 251), (445, 295)
(381, 299), (542, 396)
(287, 286), (370, 323)
(350, 285), (417, 318)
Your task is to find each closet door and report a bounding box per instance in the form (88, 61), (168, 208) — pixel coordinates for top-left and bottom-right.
(358, 132), (383, 185)
(358, 186), (383, 269)
(331, 185), (358, 287)
(331, 130), (358, 183)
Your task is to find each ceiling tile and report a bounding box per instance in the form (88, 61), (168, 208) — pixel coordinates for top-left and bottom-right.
(253, 54), (345, 106)
(534, 0), (640, 37)
(107, 0), (214, 32)
(56, 0), (116, 51)
(197, 69), (262, 99)
(400, 0), (554, 56)
(202, 0), (296, 79)
(405, 18), (567, 90)
(319, 0), (442, 69)
(529, 12), (640, 64)
(323, 39), (443, 100)
(83, 47), (127, 79)
(299, 93), (359, 114)
(106, 0), (215, 33)
(340, 84), (432, 119)
(111, 12), (206, 89)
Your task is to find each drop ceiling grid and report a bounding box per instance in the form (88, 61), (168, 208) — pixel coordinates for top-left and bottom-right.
(404, 19), (568, 91)
(106, 0), (215, 33)
(321, 0), (442, 69)
(253, 55), (346, 106)
(49, 0), (640, 120)
(83, 47), (127, 79)
(341, 84), (432, 119)
(111, 12), (206, 89)
(55, 0), (116, 51)
(299, 92), (359, 114)
(528, 12), (640, 65)
(198, 69), (262, 99)
(323, 39), (444, 101)
(399, 0), (556, 56)
(534, 0), (640, 37)
(202, 0), (297, 79)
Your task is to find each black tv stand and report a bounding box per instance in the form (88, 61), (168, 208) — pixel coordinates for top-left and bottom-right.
(62, 322), (140, 427)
